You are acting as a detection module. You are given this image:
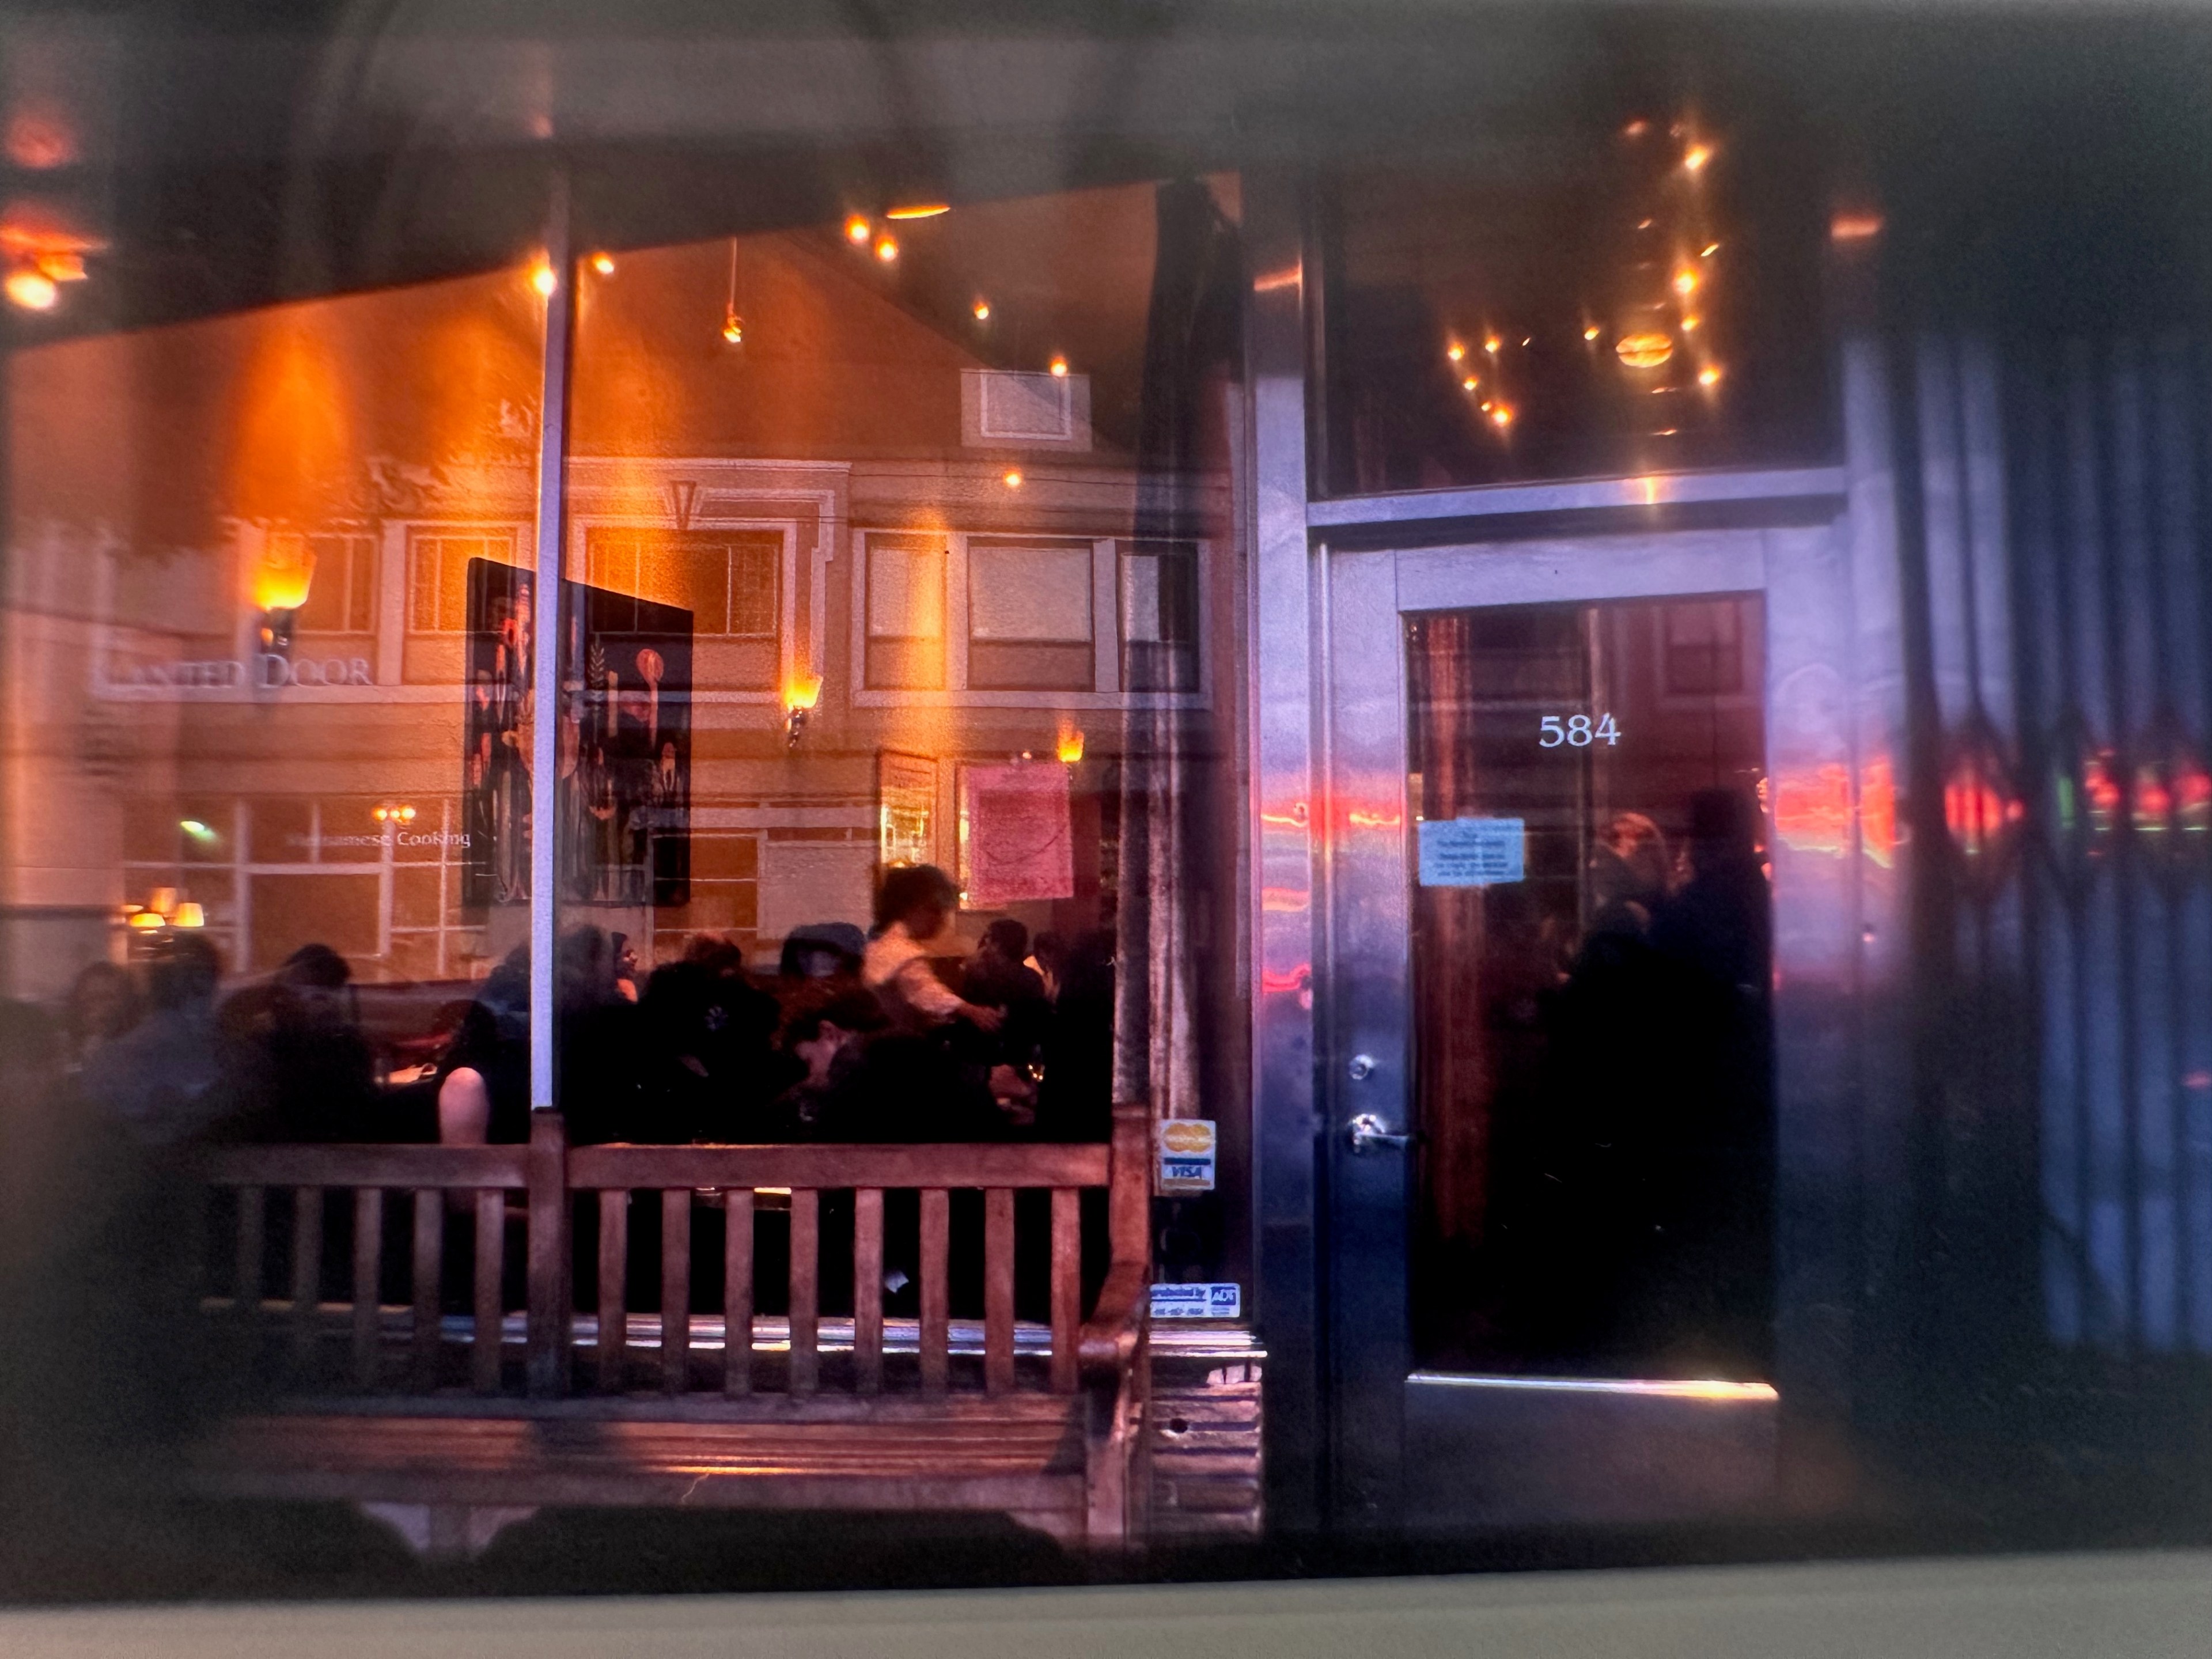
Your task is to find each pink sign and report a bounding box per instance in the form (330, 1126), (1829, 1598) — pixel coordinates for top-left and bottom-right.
(961, 763), (1074, 906)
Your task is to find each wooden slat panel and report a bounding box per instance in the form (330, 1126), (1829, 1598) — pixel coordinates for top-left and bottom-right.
(524, 1111), (570, 1398)
(234, 1185), (263, 1321)
(1050, 1188), (1080, 1394)
(984, 1188), (1016, 1396)
(919, 1188), (949, 1397)
(290, 1185), (323, 1359)
(597, 1190), (628, 1393)
(351, 1188), (382, 1388)
(411, 1188), (442, 1389)
(789, 1188), (819, 1397)
(853, 1188), (884, 1396)
(661, 1188), (692, 1395)
(473, 1188), (504, 1394)
(201, 1145), (529, 1191)
(723, 1190), (753, 1398)
(569, 1143), (1109, 1193)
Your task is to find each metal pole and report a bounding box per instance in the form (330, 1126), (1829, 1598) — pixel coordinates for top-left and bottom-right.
(529, 169), (573, 1114)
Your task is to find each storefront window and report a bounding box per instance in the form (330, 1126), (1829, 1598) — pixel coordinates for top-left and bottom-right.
(1319, 116), (1832, 495)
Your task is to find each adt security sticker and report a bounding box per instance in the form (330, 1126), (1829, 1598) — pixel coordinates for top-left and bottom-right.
(1150, 1282), (1241, 1320)
(1156, 1118), (1218, 1195)
(1418, 816), (1525, 887)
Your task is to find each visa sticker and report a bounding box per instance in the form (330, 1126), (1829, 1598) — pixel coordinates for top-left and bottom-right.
(1156, 1118), (1218, 1194)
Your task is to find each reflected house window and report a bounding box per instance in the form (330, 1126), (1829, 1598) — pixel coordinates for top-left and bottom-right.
(865, 533), (945, 688)
(1120, 539), (1198, 692)
(584, 529), (779, 638)
(967, 539), (1095, 691)
(276, 531), (378, 634)
(408, 531), (518, 632)
(1320, 115), (1830, 494)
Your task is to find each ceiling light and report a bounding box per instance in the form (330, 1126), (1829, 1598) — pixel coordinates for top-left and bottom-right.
(846, 215), (872, 244)
(972, 299), (991, 321)
(529, 259), (557, 297)
(1684, 144), (1713, 173)
(1446, 342), (1465, 362)
(590, 252), (616, 275)
(1048, 356), (1068, 377)
(874, 234), (899, 262)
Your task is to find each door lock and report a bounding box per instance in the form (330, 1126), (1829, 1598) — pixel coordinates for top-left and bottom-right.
(1346, 1112), (1411, 1154)
(1347, 1053), (1377, 1082)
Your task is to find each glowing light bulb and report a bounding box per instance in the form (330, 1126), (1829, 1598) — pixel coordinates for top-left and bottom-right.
(7, 267), (59, 310)
(529, 259), (557, 297)
(1461, 376), (1479, 392)
(1699, 365), (1723, 387)
(846, 215), (872, 244)
(1584, 324), (1601, 342)
(1056, 728), (1086, 764)
(874, 234), (899, 262)
(372, 806), (390, 823)
(885, 203), (949, 220)
(1701, 242), (1719, 257)
(1490, 404), (1514, 428)
(1048, 356), (1069, 377)
(1673, 270), (1699, 296)
(1684, 143), (1713, 173)
(1446, 342), (1466, 363)
(782, 671), (823, 714)
(1681, 315), (1701, 332)
(1483, 335), (1502, 354)
(972, 299), (991, 321)
(721, 312), (744, 344)
(398, 805), (417, 823)
(1002, 469), (1024, 489)
(590, 252), (616, 274)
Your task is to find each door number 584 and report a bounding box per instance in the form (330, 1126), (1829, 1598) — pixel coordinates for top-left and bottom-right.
(1540, 713), (1621, 748)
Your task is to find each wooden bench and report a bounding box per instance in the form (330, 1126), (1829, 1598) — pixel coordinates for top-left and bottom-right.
(188, 1103), (1152, 1554)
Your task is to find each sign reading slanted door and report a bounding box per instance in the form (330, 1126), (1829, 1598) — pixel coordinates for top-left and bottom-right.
(1416, 816), (1525, 887)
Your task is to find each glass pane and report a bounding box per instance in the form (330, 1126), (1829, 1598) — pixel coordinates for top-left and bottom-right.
(1321, 114), (1831, 494)
(1408, 596), (1773, 1380)
(968, 544), (1093, 641)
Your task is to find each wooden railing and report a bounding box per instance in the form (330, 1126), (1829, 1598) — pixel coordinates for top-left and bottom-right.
(195, 1105), (1150, 1408)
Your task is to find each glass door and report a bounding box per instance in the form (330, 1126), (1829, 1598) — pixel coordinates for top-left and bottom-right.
(1320, 533), (1785, 1530)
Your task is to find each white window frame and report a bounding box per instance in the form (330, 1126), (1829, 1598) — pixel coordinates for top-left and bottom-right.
(848, 527), (1211, 711)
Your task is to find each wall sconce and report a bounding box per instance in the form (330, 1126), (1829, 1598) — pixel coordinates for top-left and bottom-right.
(1056, 727), (1086, 764)
(372, 803), (418, 824)
(172, 902), (207, 929)
(251, 536), (317, 658)
(783, 671), (823, 748)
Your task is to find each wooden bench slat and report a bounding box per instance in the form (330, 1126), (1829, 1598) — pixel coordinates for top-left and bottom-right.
(661, 1188), (691, 1395)
(290, 1185), (323, 1360)
(1050, 1188), (1080, 1395)
(596, 1190), (627, 1392)
(789, 1189), (819, 1397)
(919, 1188), (949, 1398)
(567, 1143), (1108, 1192)
(412, 1188), (442, 1390)
(234, 1185), (263, 1323)
(203, 1145), (529, 1191)
(724, 1190), (753, 1398)
(474, 1188), (505, 1394)
(984, 1188), (1015, 1397)
(853, 1188), (884, 1396)
(351, 1188), (382, 1388)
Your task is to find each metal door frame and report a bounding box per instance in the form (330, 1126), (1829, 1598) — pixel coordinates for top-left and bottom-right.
(1245, 176), (1912, 1530)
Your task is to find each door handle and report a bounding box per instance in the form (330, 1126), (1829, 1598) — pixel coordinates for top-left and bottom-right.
(1346, 1112), (1412, 1155)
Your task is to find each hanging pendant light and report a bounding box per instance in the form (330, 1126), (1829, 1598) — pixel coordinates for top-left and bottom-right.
(720, 238), (744, 346)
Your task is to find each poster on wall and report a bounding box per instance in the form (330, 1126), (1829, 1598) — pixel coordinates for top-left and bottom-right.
(959, 760), (1075, 906)
(878, 751), (937, 872)
(461, 559), (694, 911)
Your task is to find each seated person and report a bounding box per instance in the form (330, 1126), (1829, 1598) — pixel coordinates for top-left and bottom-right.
(778, 922), (866, 983)
(763, 990), (889, 1140)
(862, 866), (1003, 1038)
(960, 918), (1051, 1124)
